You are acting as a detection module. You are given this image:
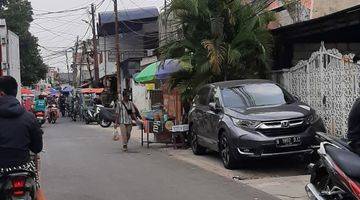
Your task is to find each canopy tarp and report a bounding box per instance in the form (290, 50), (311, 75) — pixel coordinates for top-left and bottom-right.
(134, 61), (160, 83)
(61, 86), (73, 93)
(156, 59), (182, 80)
(49, 88), (59, 96)
(81, 88), (104, 94)
(21, 88), (33, 96)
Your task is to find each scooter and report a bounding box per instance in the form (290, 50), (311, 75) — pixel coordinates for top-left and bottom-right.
(47, 104), (58, 124)
(34, 111), (46, 127)
(84, 104), (104, 125)
(0, 170), (37, 200)
(0, 155), (39, 200)
(98, 107), (115, 128)
(306, 132), (360, 200)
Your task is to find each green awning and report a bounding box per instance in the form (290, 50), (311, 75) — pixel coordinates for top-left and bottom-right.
(134, 61), (160, 83)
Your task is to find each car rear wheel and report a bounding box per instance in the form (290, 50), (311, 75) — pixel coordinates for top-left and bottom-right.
(220, 134), (239, 169)
(190, 127), (206, 155)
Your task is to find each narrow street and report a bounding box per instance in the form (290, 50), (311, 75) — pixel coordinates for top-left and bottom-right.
(40, 119), (278, 200)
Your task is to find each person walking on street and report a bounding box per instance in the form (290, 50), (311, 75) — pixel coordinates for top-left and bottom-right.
(115, 91), (136, 152)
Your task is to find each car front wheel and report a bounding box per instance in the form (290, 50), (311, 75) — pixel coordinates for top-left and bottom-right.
(220, 133), (240, 169)
(190, 127), (206, 155)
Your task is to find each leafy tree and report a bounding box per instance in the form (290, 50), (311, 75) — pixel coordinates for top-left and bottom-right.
(162, 0), (276, 101)
(0, 0), (47, 86)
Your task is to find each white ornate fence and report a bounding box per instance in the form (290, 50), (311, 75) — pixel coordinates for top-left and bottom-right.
(271, 43), (360, 136)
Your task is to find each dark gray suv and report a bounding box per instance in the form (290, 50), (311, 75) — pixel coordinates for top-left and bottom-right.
(188, 79), (326, 169)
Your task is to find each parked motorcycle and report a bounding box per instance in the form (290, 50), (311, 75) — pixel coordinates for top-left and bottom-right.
(306, 132), (360, 200)
(47, 104), (58, 124)
(70, 99), (80, 122)
(84, 104), (104, 125)
(34, 111), (46, 127)
(98, 107), (115, 128)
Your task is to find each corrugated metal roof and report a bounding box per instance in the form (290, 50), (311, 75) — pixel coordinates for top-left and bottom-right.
(99, 7), (159, 25)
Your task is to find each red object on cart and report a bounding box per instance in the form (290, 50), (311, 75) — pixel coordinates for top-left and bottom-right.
(81, 88), (104, 94)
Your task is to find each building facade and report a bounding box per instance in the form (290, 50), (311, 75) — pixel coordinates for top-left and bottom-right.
(97, 7), (159, 93)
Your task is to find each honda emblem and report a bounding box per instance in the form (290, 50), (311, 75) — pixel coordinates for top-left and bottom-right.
(281, 120), (290, 128)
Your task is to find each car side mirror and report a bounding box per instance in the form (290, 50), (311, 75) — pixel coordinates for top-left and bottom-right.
(209, 102), (221, 112)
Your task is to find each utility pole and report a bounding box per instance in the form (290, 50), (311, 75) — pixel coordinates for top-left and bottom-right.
(72, 36), (79, 88)
(65, 50), (71, 84)
(84, 41), (94, 84)
(104, 32), (107, 76)
(113, 0), (122, 100)
(164, 0), (168, 44)
(91, 3), (100, 86)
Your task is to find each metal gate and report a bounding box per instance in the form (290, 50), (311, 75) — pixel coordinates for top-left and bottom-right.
(271, 43), (360, 136)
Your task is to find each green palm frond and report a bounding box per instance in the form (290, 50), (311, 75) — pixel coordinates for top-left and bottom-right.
(163, 0), (275, 99)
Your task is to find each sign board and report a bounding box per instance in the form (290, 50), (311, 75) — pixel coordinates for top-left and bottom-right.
(146, 83), (155, 91)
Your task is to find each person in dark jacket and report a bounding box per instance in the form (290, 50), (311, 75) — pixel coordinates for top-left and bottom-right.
(0, 76), (43, 168)
(348, 98), (360, 154)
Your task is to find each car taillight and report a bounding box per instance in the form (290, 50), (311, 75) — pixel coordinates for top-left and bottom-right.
(334, 163), (360, 200)
(11, 178), (26, 196)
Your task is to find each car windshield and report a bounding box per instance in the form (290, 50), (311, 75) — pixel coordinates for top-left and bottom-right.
(221, 83), (295, 108)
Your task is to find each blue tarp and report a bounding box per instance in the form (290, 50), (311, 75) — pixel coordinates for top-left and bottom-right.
(99, 7), (159, 25)
(156, 59), (182, 80)
(50, 88), (59, 96)
(61, 86), (73, 94)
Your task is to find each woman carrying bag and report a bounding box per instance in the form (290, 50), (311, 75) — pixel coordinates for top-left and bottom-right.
(114, 91), (137, 152)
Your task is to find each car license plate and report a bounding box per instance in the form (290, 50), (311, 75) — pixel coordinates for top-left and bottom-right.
(37, 117), (44, 120)
(276, 136), (301, 147)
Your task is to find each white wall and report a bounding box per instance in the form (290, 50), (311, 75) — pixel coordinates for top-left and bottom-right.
(131, 79), (150, 112)
(7, 30), (21, 100)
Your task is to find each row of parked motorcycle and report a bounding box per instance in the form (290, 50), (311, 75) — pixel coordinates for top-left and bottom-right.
(63, 101), (115, 128)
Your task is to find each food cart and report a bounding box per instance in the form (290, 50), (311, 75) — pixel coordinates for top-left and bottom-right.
(135, 60), (189, 148)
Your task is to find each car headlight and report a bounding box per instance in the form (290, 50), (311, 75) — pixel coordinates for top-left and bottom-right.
(231, 117), (261, 129)
(307, 112), (319, 124)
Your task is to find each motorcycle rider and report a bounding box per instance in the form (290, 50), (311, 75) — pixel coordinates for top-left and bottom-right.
(59, 94), (66, 117)
(34, 93), (47, 113)
(348, 98), (360, 154)
(0, 76), (43, 178)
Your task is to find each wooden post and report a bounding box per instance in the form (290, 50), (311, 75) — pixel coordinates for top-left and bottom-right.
(113, 0), (122, 100)
(72, 36), (79, 88)
(91, 4), (100, 86)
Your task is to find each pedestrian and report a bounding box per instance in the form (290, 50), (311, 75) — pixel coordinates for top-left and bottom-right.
(115, 91), (136, 152)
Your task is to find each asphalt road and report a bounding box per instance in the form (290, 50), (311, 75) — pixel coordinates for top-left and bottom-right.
(40, 118), (279, 200)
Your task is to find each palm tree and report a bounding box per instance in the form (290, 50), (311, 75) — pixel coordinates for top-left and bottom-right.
(162, 0), (276, 100)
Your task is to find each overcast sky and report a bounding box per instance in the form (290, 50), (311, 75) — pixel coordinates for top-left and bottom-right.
(29, 0), (164, 72)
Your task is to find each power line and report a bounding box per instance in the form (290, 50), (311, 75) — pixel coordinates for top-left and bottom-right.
(32, 22), (78, 38)
(126, 0), (160, 17)
(33, 12), (87, 20)
(34, 7), (88, 16)
(32, 16), (86, 35)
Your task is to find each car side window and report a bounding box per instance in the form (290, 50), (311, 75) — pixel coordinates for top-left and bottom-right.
(209, 88), (221, 106)
(198, 86), (211, 106)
